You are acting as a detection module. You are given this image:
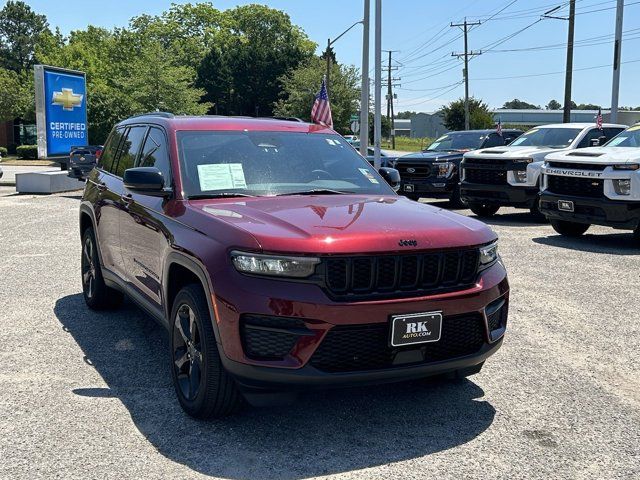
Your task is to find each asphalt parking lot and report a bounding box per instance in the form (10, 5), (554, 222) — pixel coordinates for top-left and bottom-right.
(0, 186), (638, 480)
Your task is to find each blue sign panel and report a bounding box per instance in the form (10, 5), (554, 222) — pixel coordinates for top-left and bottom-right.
(43, 69), (88, 156)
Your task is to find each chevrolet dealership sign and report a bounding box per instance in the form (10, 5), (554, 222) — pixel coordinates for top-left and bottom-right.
(34, 65), (88, 158)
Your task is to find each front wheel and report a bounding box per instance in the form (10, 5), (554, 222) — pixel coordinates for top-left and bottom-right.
(469, 203), (500, 218)
(550, 219), (590, 237)
(529, 197), (547, 221)
(170, 284), (243, 419)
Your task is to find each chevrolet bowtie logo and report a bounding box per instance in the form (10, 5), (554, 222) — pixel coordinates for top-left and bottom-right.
(52, 88), (83, 111)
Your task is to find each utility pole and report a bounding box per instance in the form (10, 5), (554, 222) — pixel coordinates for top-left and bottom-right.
(451, 19), (482, 130)
(563, 0), (576, 123)
(373, 0), (382, 169)
(383, 50), (400, 149)
(359, 0), (370, 157)
(610, 0), (624, 123)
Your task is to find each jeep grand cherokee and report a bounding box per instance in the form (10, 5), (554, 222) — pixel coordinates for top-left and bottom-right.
(79, 113), (509, 418)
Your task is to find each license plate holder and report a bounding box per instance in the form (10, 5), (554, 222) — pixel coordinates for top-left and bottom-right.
(558, 200), (574, 212)
(390, 312), (442, 347)
(404, 184), (414, 193)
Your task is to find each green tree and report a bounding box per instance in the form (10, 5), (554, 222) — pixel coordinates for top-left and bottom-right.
(502, 98), (540, 109)
(274, 56), (359, 133)
(396, 111), (417, 119)
(441, 98), (494, 131)
(0, 68), (32, 121)
(546, 99), (561, 110)
(196, 4), (315, 116)
(0, 0), (50, 72)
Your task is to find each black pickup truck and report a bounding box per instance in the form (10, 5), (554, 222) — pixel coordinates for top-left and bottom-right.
(393, 129), (523, 207)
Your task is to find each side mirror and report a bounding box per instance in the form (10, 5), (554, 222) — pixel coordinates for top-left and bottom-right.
(589, 138), (600, 147)
(123, 167), (169, 196)
(378, 167), (401, 192)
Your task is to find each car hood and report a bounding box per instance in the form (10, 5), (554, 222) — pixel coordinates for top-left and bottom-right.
(465, 145), (569, 161)
(545, 146), (640, 165)
(190, 195), (495, 254)
(397, 151), (462, 162)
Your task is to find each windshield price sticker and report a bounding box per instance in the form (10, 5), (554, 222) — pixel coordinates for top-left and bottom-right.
(359, 168), (379, 184)
(197, 163), (248, 191)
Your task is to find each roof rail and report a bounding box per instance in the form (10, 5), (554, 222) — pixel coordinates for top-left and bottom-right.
(129, 111), (175, 119)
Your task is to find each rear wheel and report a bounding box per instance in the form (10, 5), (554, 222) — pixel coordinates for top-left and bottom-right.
(550, 219), (590, 237)
(469, 203), (500, 218)
(170, 284), (243, 419)
(81, 227), (123, 310)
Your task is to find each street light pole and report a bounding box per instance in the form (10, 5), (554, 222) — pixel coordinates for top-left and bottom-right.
(373, 0), (382, 169)
(610, 0), (624, 123)
(359, 0), (370, 157)
(325, 20), (363, 93)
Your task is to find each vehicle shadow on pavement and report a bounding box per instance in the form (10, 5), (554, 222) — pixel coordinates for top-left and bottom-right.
(55, 293), (496, 480)
(533, 233), (639, 255)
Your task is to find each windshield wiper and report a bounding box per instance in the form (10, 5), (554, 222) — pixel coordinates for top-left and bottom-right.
(188, 192), (255, 199)
(276, 188), (350, 196)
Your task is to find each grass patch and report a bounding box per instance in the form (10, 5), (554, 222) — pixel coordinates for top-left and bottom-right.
(382, 137), (434, 152)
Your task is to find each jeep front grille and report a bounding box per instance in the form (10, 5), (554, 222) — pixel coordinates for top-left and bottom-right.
(323, 249), (479, 300)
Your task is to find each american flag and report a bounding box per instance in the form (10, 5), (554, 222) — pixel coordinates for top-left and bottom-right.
(311, 77), (333, 128)
(496, 118), (503, 136)
(596, 108), (603, 130)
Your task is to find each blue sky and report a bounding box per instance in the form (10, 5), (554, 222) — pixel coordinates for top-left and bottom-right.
(14, 0), (640, 112)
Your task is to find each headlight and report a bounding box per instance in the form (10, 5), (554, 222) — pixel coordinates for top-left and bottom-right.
(231, 251), (320, 278)
(514, 170), (528, 183)
(614, 179), (632, 195)
(478, 241), (499, 270)
(434, 162), (452, 177)
(613, 164), (639, 170)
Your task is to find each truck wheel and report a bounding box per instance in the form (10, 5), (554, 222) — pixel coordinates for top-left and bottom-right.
(449, 185), (466, 209)
(529, 197), (547, 222)
(550, 219), (590, 237)
(469, 203), (500, 218)
(81, 227), (123, 310)
(170, 284), (243, 419)
(633, 226), (640, 242)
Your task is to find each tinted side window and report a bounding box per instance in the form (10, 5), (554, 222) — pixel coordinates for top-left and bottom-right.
(504, 132), (522, 144)
(138, 127), (171, 180)
(603, 127), (625, 143)
(483, 134), (505, 148)
(100, 127), (125, 173)
(577, 128), (604, 148)
(114, 126), (147, 177)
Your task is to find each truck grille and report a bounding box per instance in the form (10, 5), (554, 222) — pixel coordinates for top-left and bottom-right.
(546, 175), (604, 198)
(309, 314), (485, 373)
(323, 249), (479, 300)
(395, 162), (432, 178)
(464, 168), (508, 185)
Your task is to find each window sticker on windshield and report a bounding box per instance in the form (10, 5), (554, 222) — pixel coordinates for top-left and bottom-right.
(197, 163), (247, 191)
(358, 167), (379, 184)
(325, 138), (339, 146)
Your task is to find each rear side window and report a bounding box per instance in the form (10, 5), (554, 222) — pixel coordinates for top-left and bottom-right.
(138, 127), (171, 180)
(99, 127), (125, 173)
(483, 133), (505, 148)
(113, 126), (148, 177)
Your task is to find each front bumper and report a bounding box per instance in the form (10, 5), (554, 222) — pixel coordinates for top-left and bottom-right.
(210, 261), (509, 390)
(460, 181), (539, 207)
(399, 177), (458, 197)
(540, 191), (640, 230)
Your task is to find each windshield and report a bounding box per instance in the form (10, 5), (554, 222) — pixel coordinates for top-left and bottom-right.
(605, 125), (640, 147)
(177, 131), (395, 197)
(427, 132), (486, 152)
(510, 127), (582, 148)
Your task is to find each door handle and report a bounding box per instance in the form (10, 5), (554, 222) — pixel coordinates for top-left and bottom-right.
(96, 182), (107, 192)
(120, 194), (134, 207)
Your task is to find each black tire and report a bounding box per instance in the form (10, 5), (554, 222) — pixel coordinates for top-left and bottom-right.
(633, 226), (640, 242)
(448, 185), (467, 209)
(550, 219), (590, 237)
(529, 196), (547, 222)
(469, 203), (500, 218)
(170, 284), (243, 419)
(81, 227), (123, 310)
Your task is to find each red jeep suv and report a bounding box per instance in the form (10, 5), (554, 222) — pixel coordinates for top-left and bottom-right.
(79, 113), (509, 418)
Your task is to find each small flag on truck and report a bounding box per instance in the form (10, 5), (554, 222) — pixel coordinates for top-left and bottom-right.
(311, 77), (333, 128)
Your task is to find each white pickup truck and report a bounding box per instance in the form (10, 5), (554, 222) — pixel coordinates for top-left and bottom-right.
(540, 123), (640, 240)
(459, 123), (626, 217)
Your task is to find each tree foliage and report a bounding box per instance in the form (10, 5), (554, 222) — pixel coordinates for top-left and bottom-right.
(274, 57), (359, 133)
(0, 0), (49, 72)
(546, 99), (562, 110)
(502, 98), (540, 109)
(441, 97), (494, 131)
(0, 68), (32, 121)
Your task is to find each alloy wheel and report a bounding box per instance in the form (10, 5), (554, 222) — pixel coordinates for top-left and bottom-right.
(172, 304), (203, 402)
(81, 235), (96, 299)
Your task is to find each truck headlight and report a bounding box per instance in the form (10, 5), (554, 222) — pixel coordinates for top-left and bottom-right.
(613, 164), (639, 170)
(613, 179), (632, 195)
(231, 251), (320, 278)
(434, 162), (452, 177)
(478, 241), (499, 270)
(514, 170), (528, 183)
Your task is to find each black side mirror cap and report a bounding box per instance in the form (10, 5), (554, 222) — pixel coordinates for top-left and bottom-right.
(378, 167), (401, 192)
(123, 167), (170, 196)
